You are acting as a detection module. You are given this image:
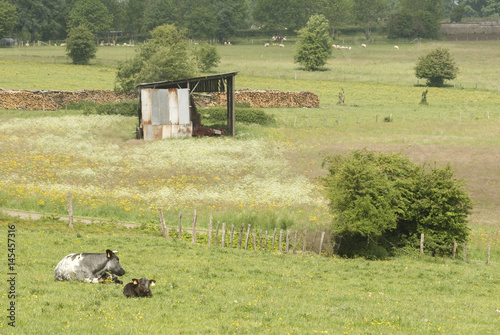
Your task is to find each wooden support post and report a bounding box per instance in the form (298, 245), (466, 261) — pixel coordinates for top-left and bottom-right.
(191, 209), (197, 244)
(452, 240), (457, 259)
(279, 230), (283, 253)
(238, 224), (244, 249)
(318, 232), (325, 255)
(229, 224), (234, 248)
(158, 208), (168, 238)
(67, 192), (73, 228)
(302, 229), (307, 252)
(208, 216), (213, 246)
(215, 221), (220, 246)
(259, 230), (263, 250)
(178, 212), (182, 239)
(286, 230), (290, 253)
(245, 224), (251, 250)
(264, 231), (268, 250)
(221, 222), (226, 248)
(420, 233), (424, 254)
(293, 231), (298, 254)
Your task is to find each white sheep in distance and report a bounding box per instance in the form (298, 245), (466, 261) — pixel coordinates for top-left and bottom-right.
(264, 43), (269, 47)
(279, 43), (284, 48)
(394, 45), (399, 50)
(361, 43), (366, 48)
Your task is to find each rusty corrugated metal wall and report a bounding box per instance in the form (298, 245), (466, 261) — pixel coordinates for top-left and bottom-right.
(140, 88), (192, 140)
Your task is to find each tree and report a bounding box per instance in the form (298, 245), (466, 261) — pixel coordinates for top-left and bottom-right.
(0, 0), (17, 37)
(142, 0), (180, 33)
(193, 44), (221, 72)
(294, 14), (332, 71)
(253, 0), (309, 34)
(352, 0), (386, 40)
(11, 0), (65, 41)
(115, 24), (195, 93)
(386, 0), (444, 39)
(415, 47), (459, 87)
(450, 3), (465, 22)
(313, 0), (352, 39)
(323, 149), (472, 258)
(65, 25), (97, 65)
(67, 0), (113, 34)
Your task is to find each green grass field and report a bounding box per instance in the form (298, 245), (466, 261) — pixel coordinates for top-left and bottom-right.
(1, 215), (499, 334)
(1, 39), (499, 334)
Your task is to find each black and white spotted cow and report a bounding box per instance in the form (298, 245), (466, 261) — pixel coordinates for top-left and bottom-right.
(54, 249), (125, 284)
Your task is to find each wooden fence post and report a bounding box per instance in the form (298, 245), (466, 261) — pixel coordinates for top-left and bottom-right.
(245, 224), (251, 250)
(302, 229), (307, 252)
(286, 230), (290, 253)
(318, 232), (325, 255)
(178, 212), (182, 239)
(158, 208), (168, 238)
(452, 240), (457, 259)
(191, 209), (197, 244)
(238, 224), (244, 249)
(229, 224), (234, 248)
(279, 230), (283, 253)
(215, 221), (220, 246)
(221, 222), (226, 248)
(420, 233), (424, 254)
(67, 192), (73, 228)
(293, 231), (298, 254)
(259, 230), (263, 250)
(208, 216), (213, 246)
(264, 231), (268, 250)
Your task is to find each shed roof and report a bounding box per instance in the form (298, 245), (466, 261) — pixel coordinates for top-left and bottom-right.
(136, 72), (238, 93)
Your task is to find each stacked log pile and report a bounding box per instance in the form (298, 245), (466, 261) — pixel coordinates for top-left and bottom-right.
(212, 89), (319, 108)
(0, 89), (136, 110)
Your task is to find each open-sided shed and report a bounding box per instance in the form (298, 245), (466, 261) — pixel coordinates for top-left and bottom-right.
(136, 72), (237, 140)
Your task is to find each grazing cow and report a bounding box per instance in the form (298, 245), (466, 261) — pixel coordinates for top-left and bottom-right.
(54, 249), (125, 284)
(123, 278), (156, 298)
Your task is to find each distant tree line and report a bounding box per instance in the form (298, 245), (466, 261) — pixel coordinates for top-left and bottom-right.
(2, 0), (500, 42)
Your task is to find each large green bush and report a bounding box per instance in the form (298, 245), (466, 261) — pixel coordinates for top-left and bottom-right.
(415, 48), (459, 87)
(65, 25), (97, 65)
(323, 149), (472, 258)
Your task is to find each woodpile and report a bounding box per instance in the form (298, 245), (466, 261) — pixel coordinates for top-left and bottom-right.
(0, 89), (136, 111)
(211, 89), (319, 108)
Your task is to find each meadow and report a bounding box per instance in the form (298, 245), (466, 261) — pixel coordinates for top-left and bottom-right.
(0, 37), (499, 333)
(1, 215), (499, 334)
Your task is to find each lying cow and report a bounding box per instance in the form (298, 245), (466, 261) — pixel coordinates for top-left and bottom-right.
(54, 249), (125, 284)
(123, 278), (156, 298)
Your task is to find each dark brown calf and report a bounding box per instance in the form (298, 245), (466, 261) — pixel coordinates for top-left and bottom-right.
(123, 278), (156, 298)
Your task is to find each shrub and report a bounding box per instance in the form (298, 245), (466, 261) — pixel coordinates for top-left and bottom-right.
(322, 149), (472, 258)
(199, 107), (275, 125)
(85, 101), (139, 117)
(415, 48), (459, 87)
(65, 25), (97, 65)
(193, 44), (221, 72)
